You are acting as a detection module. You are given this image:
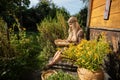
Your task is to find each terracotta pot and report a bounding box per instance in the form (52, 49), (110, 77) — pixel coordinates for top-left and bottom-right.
(41, 70), (57, 80)
(77, 68), (104, 80)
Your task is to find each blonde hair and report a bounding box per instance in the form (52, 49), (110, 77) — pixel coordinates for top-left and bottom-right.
(67, 16), (82, 42)
(67, 16), (78, 23)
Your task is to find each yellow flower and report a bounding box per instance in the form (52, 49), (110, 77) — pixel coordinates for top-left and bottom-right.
(62, 33), (112, 71)
(87, 51), (92, 56)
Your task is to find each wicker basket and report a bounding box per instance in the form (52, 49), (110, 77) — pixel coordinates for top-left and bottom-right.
(54, 39), (70, 46)
(41, 70), (57, 80)
(77, 68), (104, 80)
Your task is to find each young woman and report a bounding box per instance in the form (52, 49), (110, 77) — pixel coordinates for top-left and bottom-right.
(47, 16), (84, 67)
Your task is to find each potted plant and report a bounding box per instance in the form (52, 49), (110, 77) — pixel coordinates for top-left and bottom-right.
(62, 33), (112, 80)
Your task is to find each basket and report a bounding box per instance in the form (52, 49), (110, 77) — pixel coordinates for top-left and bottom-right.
(41, 70), (57, 80)
(77, 68), (104, 80)
(54, 39), (70, 46)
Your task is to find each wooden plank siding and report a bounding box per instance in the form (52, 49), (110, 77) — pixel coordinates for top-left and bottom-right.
(89, 0), (120, 29)
(87, 0), (120, 53)
(92, 0), (105, 9)
(90, 13), (120, 28)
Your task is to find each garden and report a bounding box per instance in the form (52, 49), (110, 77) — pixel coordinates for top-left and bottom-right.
(0, 0), (120, 80)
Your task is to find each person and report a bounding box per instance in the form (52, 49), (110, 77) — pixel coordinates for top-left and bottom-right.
(46, 16), (84, 68)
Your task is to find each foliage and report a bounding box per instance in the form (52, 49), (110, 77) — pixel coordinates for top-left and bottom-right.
(80, 0), (89, 6)
(0, 18), (7, 56)
(0, 0), (30, 27)
(0, 28), (48, 80)
(37, 12), (68, 46)
(75, 6), (88, 33)
(46, 70), (77, 80)
(10, 28), (55, 68)
(37, 12), (69, 59)
(63, 33), (112, 71)
(0, 0), (70, 31)
(0, 18), (16, 58)
(0, 10), (69, 80)
(0, 0), (30, 14)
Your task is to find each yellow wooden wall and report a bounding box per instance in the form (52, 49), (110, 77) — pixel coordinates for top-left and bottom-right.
(89, 0), (120, 29)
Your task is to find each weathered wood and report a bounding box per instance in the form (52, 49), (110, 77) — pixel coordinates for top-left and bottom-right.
(89, 27), (120, 32)
(51, 63), (77, 72)
(89, 28), (120, 53)
(88, 0), (120, 53)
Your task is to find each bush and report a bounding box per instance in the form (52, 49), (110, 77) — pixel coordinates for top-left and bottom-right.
(0, 23), (56, 79)
(37, 12), (68, 58)
(0, 11), (69, 80)
(37, 12), (68, 42)
(0, 29), (48, 80)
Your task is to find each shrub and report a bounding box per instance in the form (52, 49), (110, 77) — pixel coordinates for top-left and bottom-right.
(0, 28), (49, 80)
(37, 12), (68, 58)
(37, 12), (68, 43)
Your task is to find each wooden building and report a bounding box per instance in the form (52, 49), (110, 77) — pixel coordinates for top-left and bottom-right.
(87, 0), (120, 53)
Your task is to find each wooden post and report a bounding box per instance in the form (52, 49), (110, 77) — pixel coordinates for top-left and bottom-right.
(86, 0), (93, 40)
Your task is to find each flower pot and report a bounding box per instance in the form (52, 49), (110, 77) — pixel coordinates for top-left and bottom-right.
(77, 68), (104, 80)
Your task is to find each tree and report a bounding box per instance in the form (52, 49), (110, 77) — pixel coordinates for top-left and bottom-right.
(80, 0), (89, 6)
(0, 0), (30, 28)
(19, 1), (70, 31)
(75, 6), (88, 32)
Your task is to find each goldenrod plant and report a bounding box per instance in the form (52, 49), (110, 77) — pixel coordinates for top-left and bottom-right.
(63, 33), (112, 71)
